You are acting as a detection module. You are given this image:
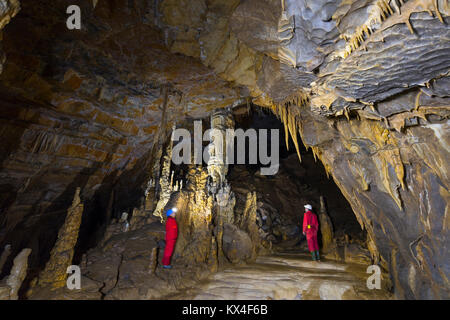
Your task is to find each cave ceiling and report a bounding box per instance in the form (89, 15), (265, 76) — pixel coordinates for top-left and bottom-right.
(0, 0), (449, 299)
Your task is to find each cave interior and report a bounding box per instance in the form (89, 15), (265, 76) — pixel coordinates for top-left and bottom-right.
(0, 0), (449, 300)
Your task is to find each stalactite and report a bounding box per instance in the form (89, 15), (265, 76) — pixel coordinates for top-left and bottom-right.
(258, 90), (309, 164)
(340, 0), (447, 58)
(282, 106), (289, 150)
(287, 107), (302, 162)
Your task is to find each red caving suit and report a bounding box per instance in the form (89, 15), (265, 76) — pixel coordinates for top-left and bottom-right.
(302, 210), (319, 252)
(162, 217), (178, 266)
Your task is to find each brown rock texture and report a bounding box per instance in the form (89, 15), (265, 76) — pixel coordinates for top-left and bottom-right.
(319, 196), (334, 253)
(35, 188), (83, 289)
(0, 0), (448, 299)
(0, 0), (20, 74)
(0, 247), (31, 300)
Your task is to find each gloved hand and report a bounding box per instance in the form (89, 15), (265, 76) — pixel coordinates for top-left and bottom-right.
(303, 232), (306, 236)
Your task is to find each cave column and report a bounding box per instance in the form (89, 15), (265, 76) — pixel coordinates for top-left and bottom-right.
(206, 108), (236, 267)
(151, 124), (176, 222)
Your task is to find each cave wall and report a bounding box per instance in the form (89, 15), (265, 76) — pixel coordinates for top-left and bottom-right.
(224, 0), (449, 299)
(296, 97), (449, 299)
(0, 0), (246, 269)
(0, 0), (448, 299)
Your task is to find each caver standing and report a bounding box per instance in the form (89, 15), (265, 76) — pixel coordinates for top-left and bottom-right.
(162, 207), (178, 269)
(302, 204), (320, 261)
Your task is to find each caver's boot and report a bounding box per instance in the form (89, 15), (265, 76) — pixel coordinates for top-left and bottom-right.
(315, 251), (320, 261)
(311, 251), (316, 261)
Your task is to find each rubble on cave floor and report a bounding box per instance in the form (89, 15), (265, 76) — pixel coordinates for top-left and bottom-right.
(28, 221), (215, 300)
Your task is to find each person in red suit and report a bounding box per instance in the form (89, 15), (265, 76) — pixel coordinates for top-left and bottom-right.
(302, 204), (320, 261)
(162, 207), (178, 269)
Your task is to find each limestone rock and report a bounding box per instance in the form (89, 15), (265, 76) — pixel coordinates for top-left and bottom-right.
(319, 196), (334, 253)
(0, 0), (20, 74)
(0, 0), (449, 300)
(0, 285), (10, 300)
(36, 188), (84, 289)
(222, 223), (254, 264)
(344, 243), (372, 265)
(3, 248), (31, 300)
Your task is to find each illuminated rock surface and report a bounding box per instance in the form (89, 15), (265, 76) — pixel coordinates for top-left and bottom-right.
(169, 252), (393, 300)
(0, 0), (448, 299)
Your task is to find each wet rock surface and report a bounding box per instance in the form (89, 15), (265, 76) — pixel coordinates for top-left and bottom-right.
(0, 0), (448, 299)
(168, 251), (393, 300)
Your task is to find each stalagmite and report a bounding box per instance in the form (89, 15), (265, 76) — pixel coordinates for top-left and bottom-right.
(152, 128), (175, 221)
(36, 187), (84, 289)
(215, 185), (236, 265)
(144, 178), (156, 212)
(207, 237), (218, 273)
(177, 166), (215, 265)
(169, 170), (175, 191)
(207, 108), (234, 194)
(148, 247), (158, 274)
(0, 0), (447, 301)
(319, 196), (334, 253)
(120, 212), (130, 232)
(3, 248), (32, 300)
(241, 192), (260, 259)
(0, 248), (32, 300)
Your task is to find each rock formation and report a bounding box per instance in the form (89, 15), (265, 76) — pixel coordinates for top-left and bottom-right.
(177, 166), (214, 265)
(35, 188), (84, 289)
(148, 247), (158, 275)
(152, 128), (176, 221)
(319, 196), (334, 253)
(239, 192), (260, 259)
(0, 247), (31, 300)
(0, 0), (20, 75)
(0, 0), (448, 299)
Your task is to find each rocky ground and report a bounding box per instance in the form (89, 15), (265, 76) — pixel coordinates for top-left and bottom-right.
(167, 250), (393, 300)
(229, 153), (366, 245)
(27, 223), (387, 300)
(27, 221), (214, 300)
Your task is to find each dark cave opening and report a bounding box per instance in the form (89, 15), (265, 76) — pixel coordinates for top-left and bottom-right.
(226, 104), (366, 247)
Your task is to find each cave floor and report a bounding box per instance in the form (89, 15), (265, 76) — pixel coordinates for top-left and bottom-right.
(166, 251), (394, 300)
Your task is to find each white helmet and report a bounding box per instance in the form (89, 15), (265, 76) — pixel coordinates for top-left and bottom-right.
(304, 204), (312, 210)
